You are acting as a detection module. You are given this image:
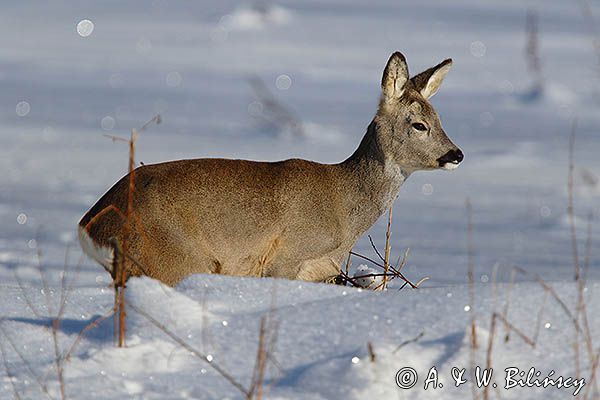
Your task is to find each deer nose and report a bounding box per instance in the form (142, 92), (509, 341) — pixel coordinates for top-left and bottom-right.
(437, 149), (464, 166)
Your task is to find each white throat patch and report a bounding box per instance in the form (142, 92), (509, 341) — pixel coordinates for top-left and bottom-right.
(384, 160), (410, 182)
(381, 160), (410, 210)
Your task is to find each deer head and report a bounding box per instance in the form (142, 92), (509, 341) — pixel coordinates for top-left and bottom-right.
(375, 52), (463, 172)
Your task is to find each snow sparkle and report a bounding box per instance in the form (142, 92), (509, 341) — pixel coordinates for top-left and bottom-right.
(276, 74), (292, 90)
(77, 19), (94, 37)
(16, 101), (30, 117)
(17, 213), (27, 225)
(470, 40), (486, 57)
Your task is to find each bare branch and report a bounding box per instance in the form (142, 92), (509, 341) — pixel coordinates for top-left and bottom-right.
(392, 331), (424, 354)
(128, 303), (250, 397)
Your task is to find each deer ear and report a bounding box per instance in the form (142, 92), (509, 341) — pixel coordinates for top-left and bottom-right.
(412, 58), (452, 99)
(381, 52), (409, 100)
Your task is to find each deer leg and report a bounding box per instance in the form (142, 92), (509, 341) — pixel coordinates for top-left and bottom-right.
(295, 256), (341, 283)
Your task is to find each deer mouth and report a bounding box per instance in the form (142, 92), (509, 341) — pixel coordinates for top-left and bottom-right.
(437, 149), (464, 170)
(441, 162), (460, 170)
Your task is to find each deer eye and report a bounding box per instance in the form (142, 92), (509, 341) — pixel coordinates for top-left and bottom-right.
(412, 122), (428, 131)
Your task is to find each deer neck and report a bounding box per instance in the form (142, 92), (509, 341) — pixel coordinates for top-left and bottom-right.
(338, 119), (411, 235)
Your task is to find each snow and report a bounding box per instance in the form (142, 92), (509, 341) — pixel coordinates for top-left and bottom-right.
(1, 276), (597, 399)
(221, 4), (292, 32)
(352, 264), (384, 288)
(1, 0), (600, 398)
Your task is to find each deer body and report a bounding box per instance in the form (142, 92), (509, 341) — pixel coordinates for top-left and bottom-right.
(79, 52), (463, 286)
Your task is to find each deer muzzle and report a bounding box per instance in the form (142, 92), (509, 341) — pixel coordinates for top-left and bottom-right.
(437, 149), (464, 170)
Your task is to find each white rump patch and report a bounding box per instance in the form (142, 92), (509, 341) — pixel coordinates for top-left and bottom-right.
(78, 226), (114, 273)
(442, 162), (460, 170)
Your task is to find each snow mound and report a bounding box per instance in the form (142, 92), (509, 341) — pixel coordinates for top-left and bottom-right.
(352, 264), (384, 289)
(126, 276), (216, 332)
(0, 274), (598, 398)
(221, 4), (291, 31)
(303, 122), (345, 144)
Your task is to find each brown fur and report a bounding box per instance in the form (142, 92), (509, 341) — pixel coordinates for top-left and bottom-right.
(79, 52), (462, 286)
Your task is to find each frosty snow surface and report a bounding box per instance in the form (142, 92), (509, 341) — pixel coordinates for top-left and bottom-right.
(0, 0), (599, 398)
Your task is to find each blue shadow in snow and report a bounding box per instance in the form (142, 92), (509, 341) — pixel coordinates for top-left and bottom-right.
(420, 330), (466, 368)
(268, 349), (357, 388)
(7, 314), (113, 343)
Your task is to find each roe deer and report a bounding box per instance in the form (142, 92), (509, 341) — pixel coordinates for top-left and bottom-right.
(79, 52), (463, 286)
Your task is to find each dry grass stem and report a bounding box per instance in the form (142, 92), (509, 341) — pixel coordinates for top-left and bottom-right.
(392, 331), (424, 354)
(248, 283), (280, 399)
(64, 302), (121, 363)
(578, 0), (600, 76)
(525, 9), (543, 87)
(567, 124), (597, 393)
(483, 312), (497, 400)
(344, 248), (352, 277)
(129, 302), (278, 400)
(466, 198), (477, 349)
(248, 315), (279, 400)
(494, 313), (535, 348)
(583, 348), (600, 400)
(0, 336), (22, 400)
(381, 206), (393, 290)
(501, 267), (517, 342)
(95, 115), (161, 347)
(568, 120), (580, 282)
(248, 76), (304, 138)
(367, 342), (376, 362)
(346, 250), (420, 290)
(0, 322), (51, 398)
(532, 290), (548, 344)
(129, 303), (248, 395)
(465, 198), (478, 400)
